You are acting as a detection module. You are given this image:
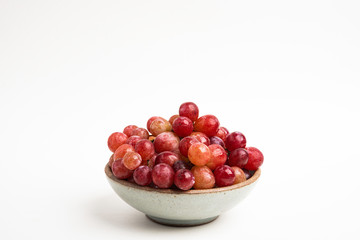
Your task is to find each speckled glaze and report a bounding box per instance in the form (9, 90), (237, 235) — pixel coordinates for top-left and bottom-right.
(105, 164), (261, 226)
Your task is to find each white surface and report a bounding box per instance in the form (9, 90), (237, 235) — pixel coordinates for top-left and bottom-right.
(1, 0), (359, 239)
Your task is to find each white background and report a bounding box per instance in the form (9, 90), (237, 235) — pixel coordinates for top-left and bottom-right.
(1, 0), (360, 239)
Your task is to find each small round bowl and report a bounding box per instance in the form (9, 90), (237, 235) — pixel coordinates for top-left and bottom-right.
(105, 164), (261, 227)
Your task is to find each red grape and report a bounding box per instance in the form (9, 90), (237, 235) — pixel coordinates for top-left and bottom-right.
(244, 147), (264, 170)
(123, 125), (138, 137)
(135, 139), (155, 161)
(133, 165), (152, 186)
(194, 115), (220, 137)
(155, 151), (180, 166)
(209, 136), (225, 148)
(242, 169), (252, 179)
(172, 116), (194, 137)
(179, 136), (199, 157)
(190, 132), (210, 146)
(206, 144), (227, 170)
(123, 152), (142, 170)
(112, 159), (133, 179)
(153, 132), (180, 153)
(172, 147), (189, 161)
(114, 144), (135, 160)
(168, 114), (179, 125)
(149, 118), (172, 136)
(127, 175), (135, 183)
(148, 153), (158, 169)
(108, 154), (114, 168)
(191, 166), (215, 189)
(228, 148), (248, 168)
(215, 127), (229, 141)
(108, 132), (128, 152)
(225, 131), (247, 151)
(179, 102), (199, 122)
(231, 166), (246, 184)
(188, 142), (211, 166)
(147, 116), (166, 131)
(174, 169), (195, 190)
(214, 165), (235, 187)
(173, 160), (190, 172)
(126, 135), (142, 148)
(141, 159), (148, 166)
(107, 102), (263, 190)
(131, 127), (149, 139)
(151, 163), (175, 188)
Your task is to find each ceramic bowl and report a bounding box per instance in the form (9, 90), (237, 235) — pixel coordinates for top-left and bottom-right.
(105, 164), (261, 226)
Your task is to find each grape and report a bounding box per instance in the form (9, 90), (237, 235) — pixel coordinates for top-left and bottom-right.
(172, 116), (194, 137)
(108, 154), (114, 168)
(112, 159), (133, 179)
(214, 165), (235, 187)
(172, 147), (189, 161)
(131, 127), (149, 139)
(108, 132), (128, 152)
(228, 148), (248, 168)
(126, 135), (142, 148)
(114, 144), (135, 160)
(123, 125), (138, 137)
(127, 175), (135, 183)
(209, 136), (225, 148)
(141, 159), (148, 166)
(188, 142), (211, 166)
(206, 144), (227, 170)
(168, 114), (179, 125)
(215, 127), (229, 141)
(148, 153), (157, 169)
(133, 165), (152, 186)
(174, 169), (195, 190)
(153, 132), (180, 153)
(243, 147), (264, 170)
(149, 118), (172, 136)
(190, 132), (210, 146)
(123, 152), (142, 170)
(225, 132), (247, 151)
(107, 102), (262, 190)
(173, 160), (190, 172)
(155, 151), (180, 166)
(242, 169), (252, 179)
(179, 102), (199, 122)
(151, 163), (175, 188)
(147, 116), (166, 131)
(179, 136), (199, 157)
(194, 115), (220, 137)
(231, 166), (246, 184)
(191, 166), (215, 189)
(135, 139), (155, 161)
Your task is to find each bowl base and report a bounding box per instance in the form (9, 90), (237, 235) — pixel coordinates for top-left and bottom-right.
(146, 215), (219, 227)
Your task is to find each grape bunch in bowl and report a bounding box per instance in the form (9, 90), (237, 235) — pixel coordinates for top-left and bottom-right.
(105, 102), (263, 226)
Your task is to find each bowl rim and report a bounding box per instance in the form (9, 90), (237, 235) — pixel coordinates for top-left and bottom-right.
(105, 163), (261, 194)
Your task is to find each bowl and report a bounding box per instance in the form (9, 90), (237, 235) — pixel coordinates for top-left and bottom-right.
(105, 164), (261, 227)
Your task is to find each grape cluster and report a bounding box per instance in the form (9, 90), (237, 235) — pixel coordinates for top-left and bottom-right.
(107, 102), (264, 190)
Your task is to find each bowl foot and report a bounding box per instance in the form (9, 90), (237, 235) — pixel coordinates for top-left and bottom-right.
(146, 215), (219, 227)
